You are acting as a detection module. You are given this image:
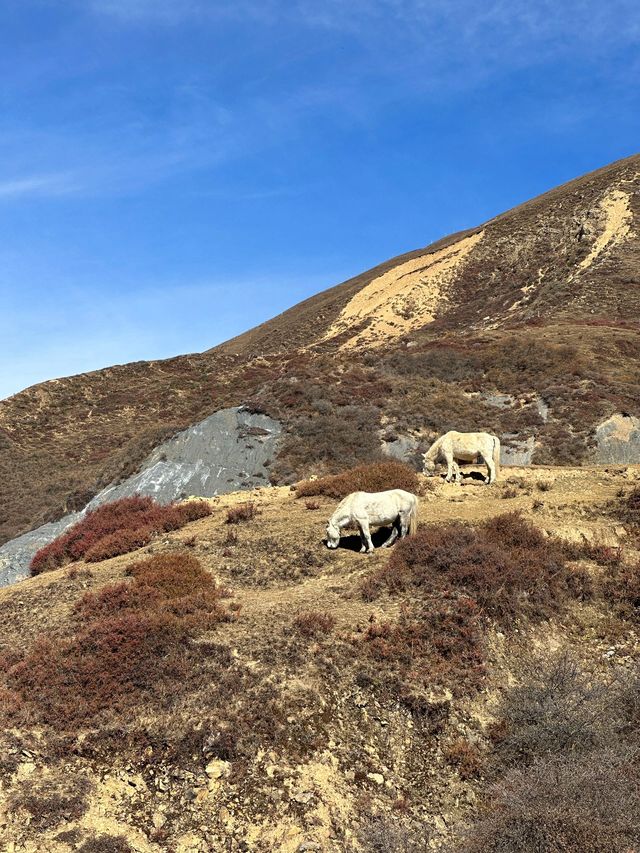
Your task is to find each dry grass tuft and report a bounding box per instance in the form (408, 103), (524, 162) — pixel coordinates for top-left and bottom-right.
(225, 502), (259, 524)
(291, 610), (336, 638)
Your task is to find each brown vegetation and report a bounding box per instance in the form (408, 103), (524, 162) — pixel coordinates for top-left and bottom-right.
(296, 460), (419, 500)
(29, 496), (211, 574)
(291, 610), (336, 638)
(457, 654), (640, 853)
(225, 501), (259, 524)
(3, 552), (231, 728)
(356, 514), (590, 701)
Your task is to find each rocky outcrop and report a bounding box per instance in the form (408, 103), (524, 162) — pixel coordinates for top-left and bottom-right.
(0, 407), (281, 587)
(594, 413), (640, 464)
(500, 435), (536, 466)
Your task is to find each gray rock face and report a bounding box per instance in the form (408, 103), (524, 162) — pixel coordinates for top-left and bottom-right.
(0, 407), (281, 588)
(594, 413), (640, 464)
(381, 433), (420, 464)
(500, 434), (536, 466)
(0, 512), (84, 588)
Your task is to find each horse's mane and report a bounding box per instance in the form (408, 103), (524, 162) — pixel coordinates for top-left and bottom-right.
(424, 435), (443, 458)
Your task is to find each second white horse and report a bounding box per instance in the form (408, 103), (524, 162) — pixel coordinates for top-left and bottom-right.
(423, 430), (500, 485)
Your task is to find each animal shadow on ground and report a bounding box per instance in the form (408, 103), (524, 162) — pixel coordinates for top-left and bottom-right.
(460, 470), (488, 484)
(329, 527), (396, 552)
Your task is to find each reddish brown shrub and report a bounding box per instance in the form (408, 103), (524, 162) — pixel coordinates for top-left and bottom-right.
(603, 560), (640, 618)
(296, 460), (419, 500)
(174, 500), (212, 523)
(357, 514), (588, 696)
(443, 737), (485, 780)
(9, 776), (91, 831)
(8, 552), (230, 728)
(292, 610), (336, 638)
(304, 500), (321, 510)
(83, 526), (154, 562)
(362, 512), (578, 625)
(30, 497), (212, 574)
(6, 612), (188, 726)
(362, 596), (486, 694)
(225, 502), (258, 524)
(75, 581), (152, 621)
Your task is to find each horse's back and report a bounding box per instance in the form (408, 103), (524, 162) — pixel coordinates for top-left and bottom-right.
(346, 489), (416, 519)
(445, 430), (497, 454)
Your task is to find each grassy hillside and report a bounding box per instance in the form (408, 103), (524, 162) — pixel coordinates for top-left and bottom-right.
(1, 464), (639, 850)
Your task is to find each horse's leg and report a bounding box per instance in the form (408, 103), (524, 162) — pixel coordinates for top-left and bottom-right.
(398, 511), (410, 538)
(444, 450), (455, 483)
(451, 461), (462, 483)
(357, 518), (374, 553)
(482, 453), (496, 485)
(381, 518), (400, 548)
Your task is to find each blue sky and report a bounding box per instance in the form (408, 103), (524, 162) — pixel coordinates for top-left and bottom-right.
(1, 1), (638, 399)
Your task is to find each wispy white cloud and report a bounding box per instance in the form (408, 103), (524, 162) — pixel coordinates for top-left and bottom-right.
(84, 0), (640, 48)
(0, 172), (79, 199)
(7, 0), (638, 204)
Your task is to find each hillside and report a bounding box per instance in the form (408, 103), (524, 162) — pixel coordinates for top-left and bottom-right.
(1, 465), (639, 851)
(1, 154), (639, 548)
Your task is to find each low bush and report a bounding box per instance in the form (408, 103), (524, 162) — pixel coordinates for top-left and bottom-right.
(291, 610), (336, 638)
(9, 776), (91, 831)
(443, 737), (485, 780)
(362, 512), (583, 624)
(30, 497), (211, 574)
(358, 514), (590, 696)
(602, 559), (640, 618)
(296, 460), (419, 500)
(77, 837), (133, 853)
(457, 654), (640, 852)
(490, 653), (616, 768)
(457, 749), (640, 853)
(83, 526), (154, 562)
(362, 596), (486, 693)
(225, 502), (258, 524)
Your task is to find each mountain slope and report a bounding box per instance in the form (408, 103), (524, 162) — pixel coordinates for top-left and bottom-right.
(1, 154), (639, 545)
(1, 466), (639, 851)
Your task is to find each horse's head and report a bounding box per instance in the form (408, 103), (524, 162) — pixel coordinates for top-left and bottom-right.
(325, 520), (340, 549)
(423, 455), (436, 476)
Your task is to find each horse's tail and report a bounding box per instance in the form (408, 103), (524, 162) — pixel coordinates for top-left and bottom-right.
(408, 497), (419, 536)
(493, 435), (501, 481)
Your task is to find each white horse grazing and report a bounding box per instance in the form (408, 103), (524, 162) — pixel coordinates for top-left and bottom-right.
(423, 431), (501, 485)
(326, 489), (418, 553)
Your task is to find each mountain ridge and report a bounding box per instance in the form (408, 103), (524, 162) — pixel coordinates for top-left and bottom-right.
(1, 153), (639, 545)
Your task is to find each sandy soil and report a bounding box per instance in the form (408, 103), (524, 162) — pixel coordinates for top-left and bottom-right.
(320, 231), (484, 350)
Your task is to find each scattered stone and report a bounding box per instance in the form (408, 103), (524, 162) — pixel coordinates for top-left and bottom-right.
(367, 773), (385, 785)
(206, 759), (231, 780)
(293, 791), (314, 805)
